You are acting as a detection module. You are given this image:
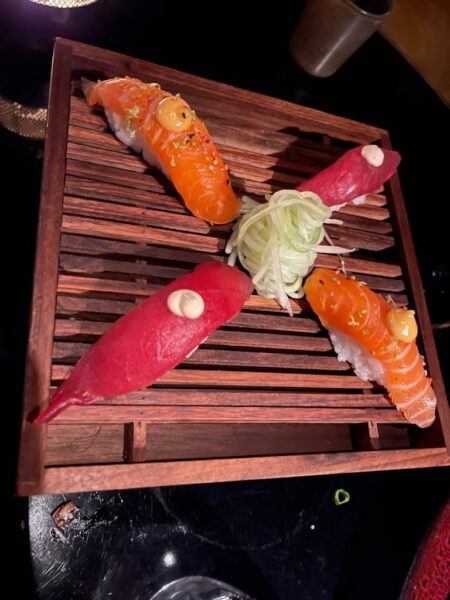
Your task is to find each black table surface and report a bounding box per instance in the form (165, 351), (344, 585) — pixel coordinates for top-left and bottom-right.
(2, 1), (448, 598)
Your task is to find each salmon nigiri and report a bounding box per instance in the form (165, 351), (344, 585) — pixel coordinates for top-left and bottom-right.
(304, 268), (436, 427)
(82, 77), (241, 224)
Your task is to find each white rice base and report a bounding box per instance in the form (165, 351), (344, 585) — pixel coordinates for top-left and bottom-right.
(104, 108), (171, 178)
(331, 195), (367, 213)
(328, 326), (386, 386)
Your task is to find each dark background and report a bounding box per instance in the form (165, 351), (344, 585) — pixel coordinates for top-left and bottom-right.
(1, 1), (448, 598)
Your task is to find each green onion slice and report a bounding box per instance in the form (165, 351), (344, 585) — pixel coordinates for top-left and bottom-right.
(333, 488), (351, 505)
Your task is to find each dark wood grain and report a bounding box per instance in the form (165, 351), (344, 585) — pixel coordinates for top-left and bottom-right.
(61, 214), (225, 252)
(16, 42), (73, 496)
(95, 390), (393, 408)
(52, 405), (407, 424)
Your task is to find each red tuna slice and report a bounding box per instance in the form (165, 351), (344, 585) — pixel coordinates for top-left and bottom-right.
(296, 144), (401, 207)
(34, 262), (253, 423)
(401, 497), (450, 600)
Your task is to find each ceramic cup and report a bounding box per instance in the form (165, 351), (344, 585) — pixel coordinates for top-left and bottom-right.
(290, 0), (394, 77)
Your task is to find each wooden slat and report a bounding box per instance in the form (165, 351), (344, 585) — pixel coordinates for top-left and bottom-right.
(42, 448), (449, 494)
(63, 195), (224, 236)
(65, 175), (187, 214)
(338, 203), (390, 221)
(61, 214), (225, 253)
(52, 405), (406, 424)
(225, 311), (320, 333)
(95, 389), (393, 408)
(51, 365), (374, 389)
(60, 232), (221, 265)
(325, 224), (394, 251)
(66, 158), (172, 194)
(53, 344), (343, 371)
(314, 254), (401, 278)
(335, 212), (392, 235)
(59, 254), (189, 281)
(16, 42), (73, 496)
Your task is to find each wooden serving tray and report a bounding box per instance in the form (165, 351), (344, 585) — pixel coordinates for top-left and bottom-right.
(17, 38), (450, 495)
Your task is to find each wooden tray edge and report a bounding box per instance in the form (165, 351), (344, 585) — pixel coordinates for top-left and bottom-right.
(16, 42), (73, 494)
(56, 37), (384, 143)
(16, 448), (449, 495)
(380, 132), (450, 452)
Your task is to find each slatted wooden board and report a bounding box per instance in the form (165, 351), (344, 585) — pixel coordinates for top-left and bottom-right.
(17, 38), (450, 495)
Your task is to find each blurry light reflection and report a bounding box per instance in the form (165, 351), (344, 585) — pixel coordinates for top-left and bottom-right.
(29, 0), (100, 8)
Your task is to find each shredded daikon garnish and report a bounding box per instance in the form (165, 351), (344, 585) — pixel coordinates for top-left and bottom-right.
(225, 190), (353, 315)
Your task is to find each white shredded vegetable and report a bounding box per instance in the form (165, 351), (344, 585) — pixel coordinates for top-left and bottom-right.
(225, 190), (353, 315)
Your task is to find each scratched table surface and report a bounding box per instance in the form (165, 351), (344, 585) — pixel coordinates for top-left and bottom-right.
(1, 0), (449, 598)
(27, 470), (448, 599)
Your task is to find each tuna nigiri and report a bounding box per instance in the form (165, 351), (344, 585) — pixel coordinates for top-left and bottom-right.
(82, 77), (241, 224)
(34, 262), (253, 423)
(297, 144), (401, 208)
(304, 268), (436, 427)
